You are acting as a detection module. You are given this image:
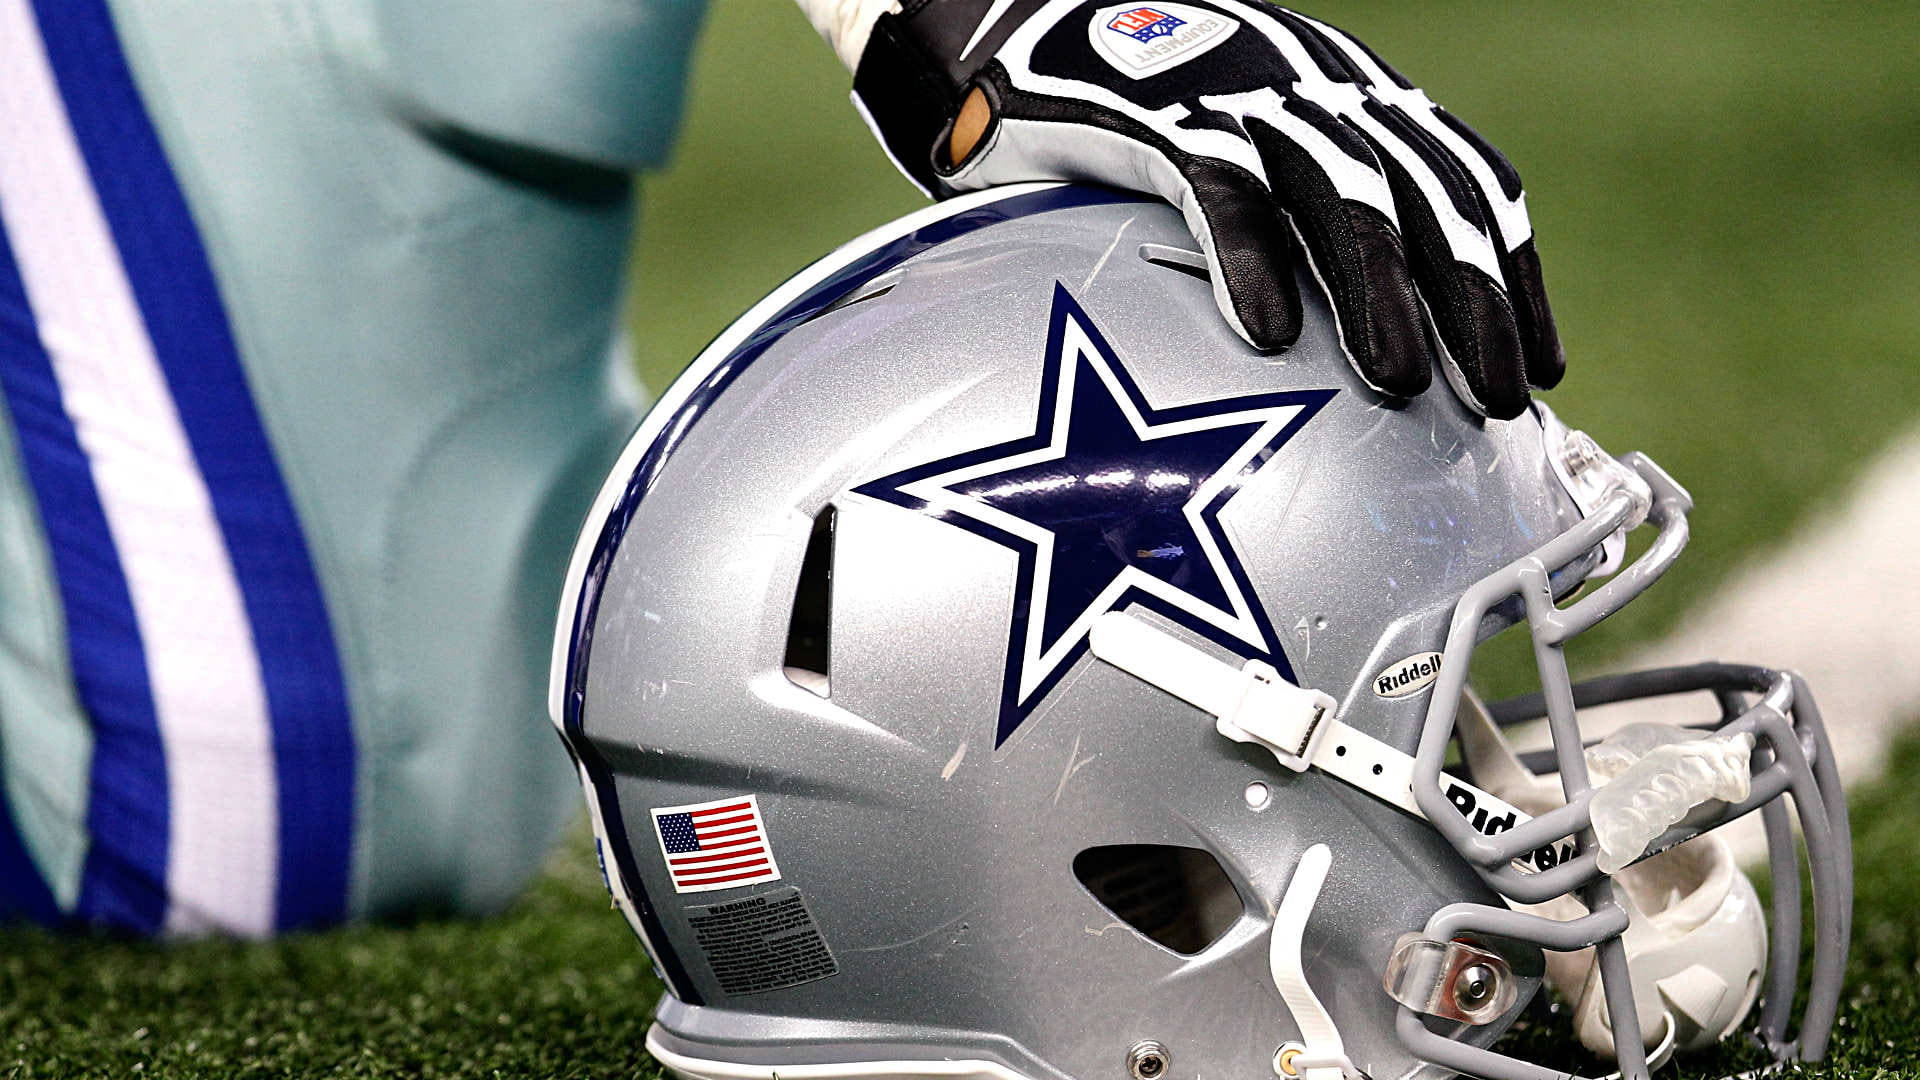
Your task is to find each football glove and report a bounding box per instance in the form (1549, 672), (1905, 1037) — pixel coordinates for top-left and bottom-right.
(844, 0), (1563, 419)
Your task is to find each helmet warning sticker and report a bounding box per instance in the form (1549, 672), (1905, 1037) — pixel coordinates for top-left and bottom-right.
(684, 887), (839, 996)
(651, 794), (782, 894)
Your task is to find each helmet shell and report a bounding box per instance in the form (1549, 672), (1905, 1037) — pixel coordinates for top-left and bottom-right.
(559, 185), (1590, 1080)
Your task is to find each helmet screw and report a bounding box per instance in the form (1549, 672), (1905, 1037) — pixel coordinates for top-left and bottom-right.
(1127, 1041), (1171, 1080)
(1456, 963), (1498, 1010)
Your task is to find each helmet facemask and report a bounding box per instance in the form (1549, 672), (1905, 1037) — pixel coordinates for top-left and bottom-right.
(1381, 418), (1852, 1080)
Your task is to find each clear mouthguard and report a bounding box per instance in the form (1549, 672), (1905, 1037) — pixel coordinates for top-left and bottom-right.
(1587, 723), (1755, 874)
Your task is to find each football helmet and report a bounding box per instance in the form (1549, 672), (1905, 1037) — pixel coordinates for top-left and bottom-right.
(549, 185), (1848, 1080)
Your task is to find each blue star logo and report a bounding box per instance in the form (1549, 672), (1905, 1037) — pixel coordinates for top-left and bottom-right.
(855, 284), (1336, 746)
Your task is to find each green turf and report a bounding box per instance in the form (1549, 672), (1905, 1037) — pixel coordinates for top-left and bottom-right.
(7, 724), (1916, 1078)
(0, 835), (651, 1079)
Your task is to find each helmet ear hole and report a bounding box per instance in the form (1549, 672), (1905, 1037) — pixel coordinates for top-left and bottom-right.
(782, 505), (836, 697)
(1073, 844), (1243, 955)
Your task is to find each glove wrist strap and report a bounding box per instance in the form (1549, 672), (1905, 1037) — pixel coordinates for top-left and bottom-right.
(853, 13), (961, 193)
(853, 1), (1046, 192)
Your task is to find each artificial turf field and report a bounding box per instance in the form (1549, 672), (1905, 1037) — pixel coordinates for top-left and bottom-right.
(5, 2), (1920, 1077)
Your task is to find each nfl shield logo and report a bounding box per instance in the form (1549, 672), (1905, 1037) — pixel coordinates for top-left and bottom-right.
(1107, 7), (1186, 42)
(1090, 2), (1238, 78)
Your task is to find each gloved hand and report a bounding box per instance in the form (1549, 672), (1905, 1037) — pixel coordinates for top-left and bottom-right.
(837, 0), (1562, 419)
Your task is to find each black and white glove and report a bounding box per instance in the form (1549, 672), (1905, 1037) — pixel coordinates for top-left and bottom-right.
(842, 0), (1562, 419)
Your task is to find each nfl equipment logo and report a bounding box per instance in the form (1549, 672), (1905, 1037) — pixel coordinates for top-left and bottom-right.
(1089, 2), (1238, 79)
(1107, 7), (1186, 42)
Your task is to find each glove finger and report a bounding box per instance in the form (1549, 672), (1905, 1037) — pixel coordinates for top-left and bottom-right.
(1243, 109), (1431, 398)
(1503, 236), (1563, 390)
(1357, 105), (1529, 418)
(1429, 107), (1565, 390)
(1273, 7), (1419, 91)
(1280, 8), (1551, 403)
(1176, 159), (1305, 352)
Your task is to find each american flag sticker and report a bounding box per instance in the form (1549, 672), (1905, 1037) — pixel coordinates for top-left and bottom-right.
(650, 794), (782, 894)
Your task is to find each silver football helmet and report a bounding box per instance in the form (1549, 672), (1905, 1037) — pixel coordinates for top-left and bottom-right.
(549, 185), (1849, 1080)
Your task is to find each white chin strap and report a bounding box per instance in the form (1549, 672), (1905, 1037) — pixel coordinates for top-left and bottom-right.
(1269, 844), (1357, 1080)
(1086, 612), (1533, 850)
(1088, 611), (1769, 1068)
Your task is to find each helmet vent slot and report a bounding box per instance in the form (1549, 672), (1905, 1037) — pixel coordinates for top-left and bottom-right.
(814, 270), (904, 322)
(1137, 243), (1211, 284)
(782, 505), (835, 697)
(1073, 844), (1241, 955)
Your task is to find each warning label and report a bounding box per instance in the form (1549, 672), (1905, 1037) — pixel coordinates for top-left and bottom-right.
(685, 887), (838, 996)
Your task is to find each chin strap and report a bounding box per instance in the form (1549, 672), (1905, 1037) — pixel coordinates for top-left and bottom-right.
(1270, 844), (1358, 1080)
(1088, 609), (1338, 773)
(1087, 611), (1526, 830)
(1088, 611), (1742, 885)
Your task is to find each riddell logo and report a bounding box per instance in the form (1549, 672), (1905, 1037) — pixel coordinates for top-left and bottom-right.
(1373, 652), (1443, 698)
(1445, 781), (1578, 872)
(1089, 3), (1238, 79)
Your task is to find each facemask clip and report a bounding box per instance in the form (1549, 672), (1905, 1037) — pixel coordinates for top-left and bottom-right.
(1382, 934), (1518, 1026)
(1537, 402), (1653, 576)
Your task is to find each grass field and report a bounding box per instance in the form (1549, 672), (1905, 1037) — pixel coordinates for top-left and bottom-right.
(7, 3), (1920, 1077)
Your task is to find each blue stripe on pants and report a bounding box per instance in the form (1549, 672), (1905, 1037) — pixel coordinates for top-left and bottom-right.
(29, 0), (358, 931)
(0, 215), (167, 935)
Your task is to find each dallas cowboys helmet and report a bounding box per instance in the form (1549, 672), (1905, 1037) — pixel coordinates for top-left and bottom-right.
(549, 184), (1849, 1080)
